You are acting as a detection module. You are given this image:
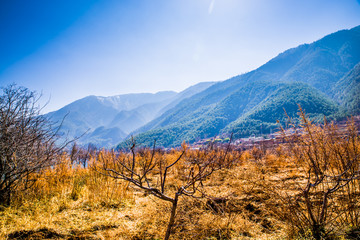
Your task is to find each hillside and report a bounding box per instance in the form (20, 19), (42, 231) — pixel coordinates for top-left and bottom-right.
(121, 25), (360, 148)
(333, 62), (360, 115)
(224, 82), (340, 138)
(124, 82), (340, 147)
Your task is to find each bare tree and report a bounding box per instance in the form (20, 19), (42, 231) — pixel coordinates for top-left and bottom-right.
(96, 136), (233, 240)
(69, 142), (96, 167)
(0, 85), (66, 205)
(278, 108), (360, 239)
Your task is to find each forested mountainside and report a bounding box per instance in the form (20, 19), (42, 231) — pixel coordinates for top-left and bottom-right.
(333, 62), (360, 115)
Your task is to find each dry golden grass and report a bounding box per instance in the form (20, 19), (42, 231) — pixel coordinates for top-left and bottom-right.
(1, 121), (360, 240)
(0, 149), (287, 240)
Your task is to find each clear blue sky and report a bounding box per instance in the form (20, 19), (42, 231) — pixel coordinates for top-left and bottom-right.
(1, 0), (360, 112)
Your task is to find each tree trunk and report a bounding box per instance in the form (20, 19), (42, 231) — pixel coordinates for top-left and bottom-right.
(0, 188), (11, 206)
(164, 193), (179, 240)
(312, 223), (325, 240)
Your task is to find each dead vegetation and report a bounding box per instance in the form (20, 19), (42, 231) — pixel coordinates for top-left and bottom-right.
(1, 114), (360, 239)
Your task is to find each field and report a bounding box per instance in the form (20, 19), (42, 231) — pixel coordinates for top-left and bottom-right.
(1, 119), (360, 240)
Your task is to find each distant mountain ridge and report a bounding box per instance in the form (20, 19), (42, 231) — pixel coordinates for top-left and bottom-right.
(46, 82), (214, 147)
(118, 25), (360, 148)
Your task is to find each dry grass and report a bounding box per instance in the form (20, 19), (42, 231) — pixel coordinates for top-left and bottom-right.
(0, 150), (286, 240)
(1, 121), (360, 240)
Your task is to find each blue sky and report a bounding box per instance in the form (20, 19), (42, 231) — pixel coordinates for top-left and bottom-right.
(1, 0), (360, 112)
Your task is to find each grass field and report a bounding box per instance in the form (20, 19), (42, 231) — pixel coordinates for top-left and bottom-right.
(1, 120), (360, 240)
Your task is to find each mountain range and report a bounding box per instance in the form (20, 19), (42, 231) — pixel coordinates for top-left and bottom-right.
(46, 82), (214, 147)
(48, 25), (360, 148)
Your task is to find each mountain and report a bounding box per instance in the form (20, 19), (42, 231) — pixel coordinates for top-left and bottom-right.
(46, 82), (214, 148)
(46, 91), (176, 147)
(85, 126), (128, 148)
(120, 25), (360, 148)
(224, 82), (339, 138)
(157, 82), (216, 116)
(333, 62), (360, 115)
